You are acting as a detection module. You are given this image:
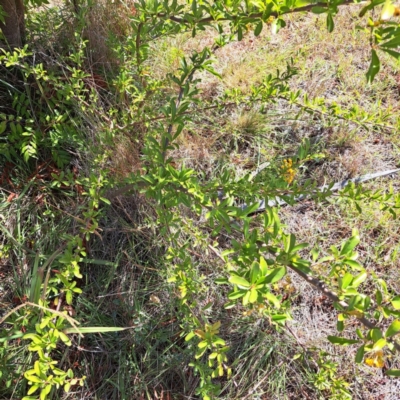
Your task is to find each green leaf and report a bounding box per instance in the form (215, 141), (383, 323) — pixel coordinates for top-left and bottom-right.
(326, 13), (334, 33)
(249, 288), (258, 303)
(243, 290), (251, 306)
(380, 32), (400, 49)
(284, 234), (296, 253)
(391, 296), (400, 310)
(237, 26), (243, 41)
(376, 289), (383, 305)
(254, 21), (263, 36)
(198, 340), (208, 349)
(385, 320), (400, 338)
(250, 261), (260, 284)
(373, 338), (386, 350)
(228, 290), (246, 300)
(386, 369), (400, 376)
(355, 344), (365, 363)
(264, 292), (280, 308)
(341, 234), (360, 256)
(344, 259), (363, 270)
(271, 18), (285, 34)
(371, 328), (383, 342)
(337, 319), (344, 332)
(352, 271), (367, 287)
(340, 273), (353, 290)
(327, 336), (359, 345)
(380, 47), (400, 60)
(271, 314), (288, 323)
(229, 275), (250, 288)
(291, 242), (309, 253)
(260, 256), (268, 275)
(366, 49), (380, 83)
(27, 385), (40, 395)
(25, 374), (42, 383)
(264, 267), (286, 284)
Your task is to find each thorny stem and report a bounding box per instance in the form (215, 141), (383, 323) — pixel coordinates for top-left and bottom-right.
(158, 0), (358, 25)
(287, 262), (400, 353)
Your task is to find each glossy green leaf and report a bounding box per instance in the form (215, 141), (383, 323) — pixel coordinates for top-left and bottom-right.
(385, 320), (400, 338)
(352, 271), (367, 287)
(249, 288), (258, 303)
(340, 234), (360, 256)
(229, 275), (250, 288)
(373, 338), (386, 350)
(366, 49), (380, 83)
(264, 266), (286, 284)
(228, 290), (246, 300)
(355, 344), (365, 363)
(340, 273), (353, 290)
(254, 21), (263, 36)
(326, 13), (334, 33)
(391, 296), (400, 310)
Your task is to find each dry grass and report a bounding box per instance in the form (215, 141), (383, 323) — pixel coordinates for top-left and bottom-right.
(2, 2), (400, 399)
(144, 5), (400, 399)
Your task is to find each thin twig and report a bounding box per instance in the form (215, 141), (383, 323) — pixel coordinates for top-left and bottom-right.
(160, 0), (359, 25)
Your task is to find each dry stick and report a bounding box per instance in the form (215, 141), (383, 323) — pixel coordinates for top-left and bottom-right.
(287, 262), (400, 353)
